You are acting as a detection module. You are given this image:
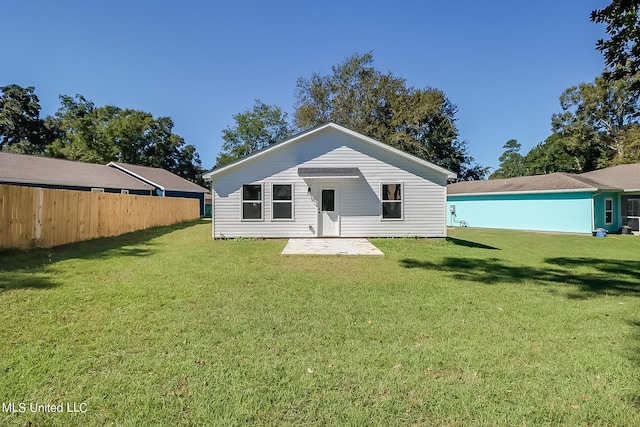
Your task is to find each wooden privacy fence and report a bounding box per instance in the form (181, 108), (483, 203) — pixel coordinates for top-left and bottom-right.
(0, 185), (200, 249)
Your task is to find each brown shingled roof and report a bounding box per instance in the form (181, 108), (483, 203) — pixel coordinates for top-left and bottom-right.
(579, 163), (640, 192)
(0, 152), (152, 191)
(108, 162), (208, 193)
(448, 163), (640, 195)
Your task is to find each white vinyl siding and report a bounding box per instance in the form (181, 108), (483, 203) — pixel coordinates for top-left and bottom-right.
(212, 127), (449, 238)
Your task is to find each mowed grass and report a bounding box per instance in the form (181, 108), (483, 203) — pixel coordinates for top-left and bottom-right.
(1, 221), (639, 426)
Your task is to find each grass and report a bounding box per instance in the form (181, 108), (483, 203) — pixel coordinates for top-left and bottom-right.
(1, 221), (639, 426)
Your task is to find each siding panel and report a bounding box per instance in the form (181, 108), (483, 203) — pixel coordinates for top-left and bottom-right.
(212, 127), (448, 238)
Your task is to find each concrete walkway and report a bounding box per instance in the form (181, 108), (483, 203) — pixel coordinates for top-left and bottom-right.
(281, 238), (384, 256)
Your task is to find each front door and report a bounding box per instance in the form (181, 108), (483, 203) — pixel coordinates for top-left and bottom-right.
(319, 188), (339, 236)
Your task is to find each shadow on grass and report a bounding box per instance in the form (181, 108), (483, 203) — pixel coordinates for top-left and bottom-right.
(445, 237), (500, 250)
(0, 219), (206, 292)
(401, 256), (640, 297)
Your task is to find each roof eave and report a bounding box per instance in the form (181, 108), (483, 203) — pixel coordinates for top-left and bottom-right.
(108, 162), (166, 192)
(203, 123), (457, 180)
(448, 188), (600, 197)
(0, 176), (150, 191)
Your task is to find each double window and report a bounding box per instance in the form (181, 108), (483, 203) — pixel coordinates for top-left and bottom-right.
(242, 184), (263, 220)
(272, 184), (293, 220)
(381, 183), (403, 219)
(242, 183), (294, 220)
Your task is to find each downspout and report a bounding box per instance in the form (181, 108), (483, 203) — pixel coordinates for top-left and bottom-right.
(210, 180), (215, 239)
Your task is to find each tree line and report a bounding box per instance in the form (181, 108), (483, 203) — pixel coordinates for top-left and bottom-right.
(0, 87), (204, 184)
(491, 0), (640, 179)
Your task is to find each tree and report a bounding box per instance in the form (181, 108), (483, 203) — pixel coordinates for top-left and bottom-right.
(522, 134), (578, 175)
(49, 94), (204, 183)
(489, 139), (525, 179)
(0, 84), (52, 154)
(591, 0), (640, 84)
(293, 53), (486, 180)
(216, 100), (291, 167)
(551, 73), (640, 171)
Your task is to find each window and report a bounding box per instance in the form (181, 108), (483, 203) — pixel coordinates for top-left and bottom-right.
(321, 189), (335, 211)
(628, 199), (640, 217)
(121, 189), (129, 194)
(242, 184), (263, 220)
(272, 184), (293, 220)
(381, 183), (402, 219)
(605, 198), (613, 224)
(91, 188), (104, 193)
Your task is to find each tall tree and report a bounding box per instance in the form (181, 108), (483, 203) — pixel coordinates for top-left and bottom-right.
(293, 53), (486, 180)
(216, 100), (291, 167)
(591, 0), (640, 84)
(551, 73), (640, 171)
(489, 139), (525, 179)
(49, 94), (203, 183)
(0, 84), (52, 154)
(523, 134), (579, 175)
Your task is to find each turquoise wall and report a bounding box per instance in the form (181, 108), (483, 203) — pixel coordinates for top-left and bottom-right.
(447, 192), (594, 233)
(593, 192), (620, 232)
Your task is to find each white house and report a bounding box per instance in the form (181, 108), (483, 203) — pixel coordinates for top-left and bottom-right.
(203, 123), (456, 238)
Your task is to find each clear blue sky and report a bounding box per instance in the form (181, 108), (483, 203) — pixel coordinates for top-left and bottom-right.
(3, 0), (608, 173)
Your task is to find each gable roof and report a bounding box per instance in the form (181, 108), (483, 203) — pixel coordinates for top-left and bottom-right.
(0, 152), (152, 191)
(448, 163), (640, 196)
(203, 123), (457, 180)
(579, 163), (640, 192)
(108, 162), (208, 193)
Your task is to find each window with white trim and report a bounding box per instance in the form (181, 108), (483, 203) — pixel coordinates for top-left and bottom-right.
(381, 183), (403, 219)
(242, 184), (263, 220)
(605, 198), (613, 224)
(272, 184), (293, 220)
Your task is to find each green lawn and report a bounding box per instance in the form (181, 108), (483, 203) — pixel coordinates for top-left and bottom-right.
(1, 221), (639, 426)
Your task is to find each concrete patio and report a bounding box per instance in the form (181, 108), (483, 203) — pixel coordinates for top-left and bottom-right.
(281, 238), (384, 256)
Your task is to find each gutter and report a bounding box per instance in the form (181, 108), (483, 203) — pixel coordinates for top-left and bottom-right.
(0, 177), (150, 191)
(448, 188), (601, 197)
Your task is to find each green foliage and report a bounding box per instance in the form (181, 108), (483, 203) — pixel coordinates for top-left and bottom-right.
(551, 73), (640, 171)
(294, 53), (487, 181)
(216, 100), (291, 167)
(0, 84), (52, 154)
(1, 223), (640, 425)
(49, 94), (204, 183)
(489, 139), (525, 179)
(523, 133), (580, 175)
(591, 0), (640, 84)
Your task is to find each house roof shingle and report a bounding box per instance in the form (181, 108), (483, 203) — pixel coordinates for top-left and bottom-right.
(448, 163), (640, 195)
(0, 152), (153, 191)
(108, 162), (208, 193)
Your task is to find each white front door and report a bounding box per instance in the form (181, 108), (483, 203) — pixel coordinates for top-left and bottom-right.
(319, 188), (339, 236)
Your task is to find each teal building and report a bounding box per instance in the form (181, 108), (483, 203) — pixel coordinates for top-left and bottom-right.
(447, 164), (640, 234)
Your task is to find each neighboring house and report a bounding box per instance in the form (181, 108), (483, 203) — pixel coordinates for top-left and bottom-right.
(0, 153), (209, 216)
(447, 163), (640, 234)
(0, 152), (153, 195)
(108, 162), (209, 216)
(203, 123), (456, 238)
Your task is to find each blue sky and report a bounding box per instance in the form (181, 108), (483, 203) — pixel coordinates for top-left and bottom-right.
(3, 0), (608, 173)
